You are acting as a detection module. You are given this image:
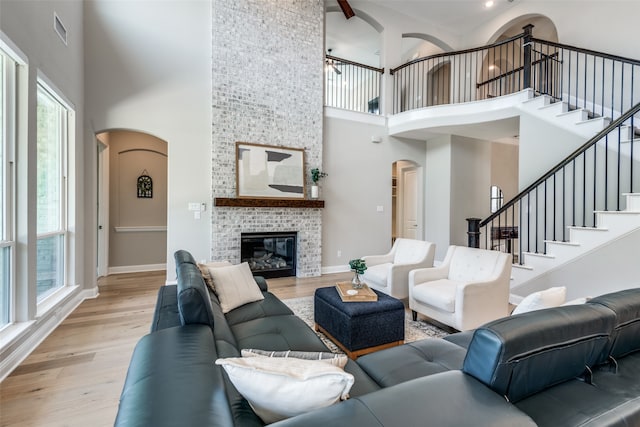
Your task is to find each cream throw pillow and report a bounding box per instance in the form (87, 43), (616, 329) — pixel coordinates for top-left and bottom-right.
(207, 262), (264, 313)
(512, 286), (567, 315)
(241, 349), (348, 368)
(215, 356), (354, 424)
(198, 261), (232, 292)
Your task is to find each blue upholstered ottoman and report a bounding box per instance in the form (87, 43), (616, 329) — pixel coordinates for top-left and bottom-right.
(314, 286), (405, 359)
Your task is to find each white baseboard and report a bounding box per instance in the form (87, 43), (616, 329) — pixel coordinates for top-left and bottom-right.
(0, 286), (98, 382)
(321, 265), (350, 274)
(108, 263), (166, 275)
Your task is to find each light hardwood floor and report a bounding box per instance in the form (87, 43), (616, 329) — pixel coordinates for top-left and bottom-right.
(0, 270), (351, 427)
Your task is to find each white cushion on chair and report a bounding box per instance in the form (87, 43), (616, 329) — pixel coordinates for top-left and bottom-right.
(412, 279), (461, 313)
(363, 263), (391, 287)
(448, 248), (502, 282)
(394, 239), (429, 263)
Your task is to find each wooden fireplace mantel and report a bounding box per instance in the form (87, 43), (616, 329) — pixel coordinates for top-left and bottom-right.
(214, 198), (325, 208)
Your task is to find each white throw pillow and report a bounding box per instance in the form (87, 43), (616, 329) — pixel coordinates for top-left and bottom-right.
(207, 262), (264, 313)
(241, 349), (348, 368)
(216, 356), (354, 424)
(512, 286), (567, 315)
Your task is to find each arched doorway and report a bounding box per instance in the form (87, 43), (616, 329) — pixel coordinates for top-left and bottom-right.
(96, 130), (168, 276)
(392, 160), (423, 243)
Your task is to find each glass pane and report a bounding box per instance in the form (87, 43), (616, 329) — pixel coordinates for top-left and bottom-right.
(36, 87), (63, 234)
(1, 54), (5, 240)
(36, 234), (64, 301)
(1, 246), (9, 327)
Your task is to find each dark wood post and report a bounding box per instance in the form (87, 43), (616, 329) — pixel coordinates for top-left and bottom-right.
(466, 218), (481, 248)
(522, 24), (534, 90)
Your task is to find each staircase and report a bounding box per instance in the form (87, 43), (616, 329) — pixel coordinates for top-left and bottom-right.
(478, 100), (640, 299)
(510, 192), (640, 296)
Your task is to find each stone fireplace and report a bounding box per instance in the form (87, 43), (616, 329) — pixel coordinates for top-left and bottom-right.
(210, 0), (324, 277)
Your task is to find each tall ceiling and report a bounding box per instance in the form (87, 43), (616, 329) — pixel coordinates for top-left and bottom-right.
(326, 0), (556, 67)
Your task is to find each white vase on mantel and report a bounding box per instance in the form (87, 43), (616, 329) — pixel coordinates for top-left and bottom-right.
(311, 185), (319, 199)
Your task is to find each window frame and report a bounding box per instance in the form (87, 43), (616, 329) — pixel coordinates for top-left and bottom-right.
(35, 78), (70, 304)
(0, 45), (17, 330)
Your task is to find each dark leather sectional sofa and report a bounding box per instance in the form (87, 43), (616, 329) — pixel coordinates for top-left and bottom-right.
(114, 250), (640, 426)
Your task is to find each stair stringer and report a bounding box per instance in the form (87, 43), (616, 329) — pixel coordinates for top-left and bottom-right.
(518, 95), (611, 139)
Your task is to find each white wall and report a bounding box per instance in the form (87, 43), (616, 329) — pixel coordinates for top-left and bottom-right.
(450, 136), (493, 247)
(425, 136), (453, 260)
(518, 110), (585, 188)
(322, 111), (426, 269)
(84, 0), (212, 279)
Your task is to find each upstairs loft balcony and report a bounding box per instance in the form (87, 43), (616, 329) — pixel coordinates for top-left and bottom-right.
(327, 26), (639, 133)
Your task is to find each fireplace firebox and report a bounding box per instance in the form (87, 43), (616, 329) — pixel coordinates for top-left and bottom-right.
(240, 232), (297, 278)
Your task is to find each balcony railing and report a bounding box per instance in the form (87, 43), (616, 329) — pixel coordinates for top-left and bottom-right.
(324, 54), (384, 115)
(390, 26), (640, 120)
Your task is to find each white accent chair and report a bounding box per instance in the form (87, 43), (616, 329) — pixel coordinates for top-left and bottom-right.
(361, 238), (436, 299)
(409, 245), (512, 331)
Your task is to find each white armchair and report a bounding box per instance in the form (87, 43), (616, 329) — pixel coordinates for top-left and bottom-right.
(361, 238), (435, 299)
(409, 245), (512, 331)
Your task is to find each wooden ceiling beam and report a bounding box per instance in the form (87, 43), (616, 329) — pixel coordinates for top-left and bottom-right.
(337, 0), (355, 19)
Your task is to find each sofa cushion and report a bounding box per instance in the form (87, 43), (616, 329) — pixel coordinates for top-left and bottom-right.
(208, 262), (264, 313)
(357, 338), (467, 387)
(216, 356), (354, 424)
(512, 286), (566, 315)
(224, 292), (293, 326)
(411, 279), (460, 312)
(231, 315), (329, 353)
(270, 371), (537, 427)
(463, 303), (616, 402)
(589, 287), (640, 359)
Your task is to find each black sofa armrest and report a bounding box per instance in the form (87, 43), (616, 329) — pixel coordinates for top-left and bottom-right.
(115, 325), (234, 427)
(254, 276), (268, 292)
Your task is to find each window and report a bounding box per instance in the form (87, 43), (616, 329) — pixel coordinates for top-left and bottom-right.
(490, 185), (504, 213)
(1, 48), (16, 329)
(36, 82), (68, 302)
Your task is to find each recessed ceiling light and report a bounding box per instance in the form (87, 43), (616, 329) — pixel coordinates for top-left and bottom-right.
(485, 1), (494, 8)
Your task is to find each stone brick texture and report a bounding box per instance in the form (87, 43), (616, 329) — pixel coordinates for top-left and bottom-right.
(211, 0), (324, 276)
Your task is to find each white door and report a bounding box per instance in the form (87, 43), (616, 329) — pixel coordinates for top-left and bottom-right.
(97, 140), (109, 277)
(401, 167), (419, 239)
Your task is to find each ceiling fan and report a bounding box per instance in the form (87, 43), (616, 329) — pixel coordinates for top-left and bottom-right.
(325, 49), (342, 75)
(337, 0), (355, 19)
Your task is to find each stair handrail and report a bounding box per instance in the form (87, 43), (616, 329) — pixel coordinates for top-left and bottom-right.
(480, 101), (640, 229)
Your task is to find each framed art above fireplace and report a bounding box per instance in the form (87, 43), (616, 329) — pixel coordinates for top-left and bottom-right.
(236, 142), (306, 199)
